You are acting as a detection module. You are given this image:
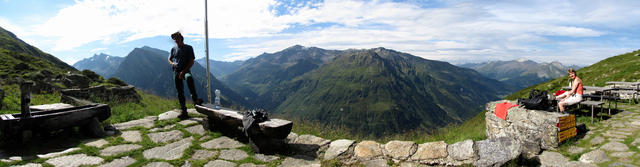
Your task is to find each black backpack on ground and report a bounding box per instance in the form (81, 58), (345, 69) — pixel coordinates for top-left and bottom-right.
(518, 89), (550, 110)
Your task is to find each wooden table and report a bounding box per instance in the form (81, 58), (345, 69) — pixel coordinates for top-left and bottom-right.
(606, 81), (640, 90)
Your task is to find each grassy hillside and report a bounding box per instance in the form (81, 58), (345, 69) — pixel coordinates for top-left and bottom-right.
(505, 50), (640, 100)
(0, 26), (75, 79)
(290, 109), (488, 144)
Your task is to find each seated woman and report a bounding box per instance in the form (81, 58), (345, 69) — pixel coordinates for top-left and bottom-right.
(556, 68), (583, 114)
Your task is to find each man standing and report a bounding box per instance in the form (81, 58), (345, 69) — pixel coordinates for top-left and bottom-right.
(168, 32), (203, 119)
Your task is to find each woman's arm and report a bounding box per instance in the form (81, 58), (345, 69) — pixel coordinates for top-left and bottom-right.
(569, 79), (580, 96)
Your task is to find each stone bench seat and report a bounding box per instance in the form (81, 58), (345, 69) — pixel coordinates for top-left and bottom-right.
(194, 104), (292, 139)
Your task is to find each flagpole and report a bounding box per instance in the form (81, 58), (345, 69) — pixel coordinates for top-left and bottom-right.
(205, 0), (212, 104)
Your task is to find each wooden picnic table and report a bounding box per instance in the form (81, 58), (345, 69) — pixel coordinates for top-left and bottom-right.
(561, 86), (613, 94)
(606, 81), (640, 90)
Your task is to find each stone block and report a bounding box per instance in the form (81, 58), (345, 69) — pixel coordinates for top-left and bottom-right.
(383, 140), (417, 161)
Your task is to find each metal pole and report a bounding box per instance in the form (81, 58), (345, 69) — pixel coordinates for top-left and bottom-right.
(205, 0), (212, 104)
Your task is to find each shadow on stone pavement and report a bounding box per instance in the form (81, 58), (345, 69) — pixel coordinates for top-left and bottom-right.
(0, 128), (113, 160)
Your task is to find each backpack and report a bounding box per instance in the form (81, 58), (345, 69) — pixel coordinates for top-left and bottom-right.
(242, 109), (269, 136)
(518, 89), (549, 110)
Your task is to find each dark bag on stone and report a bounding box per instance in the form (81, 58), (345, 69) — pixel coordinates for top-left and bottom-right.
(242, 109), (269, 137)
(518, 89), (549, 110)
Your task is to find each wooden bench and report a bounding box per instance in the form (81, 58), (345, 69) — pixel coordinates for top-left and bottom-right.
(579, 100), (604, 124)
(194, 104), (293, 153)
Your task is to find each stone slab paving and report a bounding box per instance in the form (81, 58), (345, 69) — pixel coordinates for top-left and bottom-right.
(278, 155), (321, 167)
(204, 160), (237, 167)
(98, 156), (136, 167)
(100, 144), (143, 156)
(45, 154), (104, 167)
(191, 149), (218, 160)
(218, 149), (249, 161)
(561, 104), (640, 166)
(121, 130), (142, 142)
(148, 130), (184, 143)
(16, 163), (43, 167)
(239, 163), (267, 167)
(37, 147), (80, 159)
(144, 161), (174, 167)
(254, 153), (279, 162)
(185, 124), (206, 135)
(143, 137), (193, 160)
(179, 118), (201, 125)
(601, 142), (630, 152)
(200, 136), (244, 149)
(114, 116), (157, 129)
(85, 139), (109, 148)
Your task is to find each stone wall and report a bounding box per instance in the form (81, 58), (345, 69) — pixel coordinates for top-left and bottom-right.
(61, 85), (141, 104)
(485, 100), (567, 158)
(288, 133), (521, 167)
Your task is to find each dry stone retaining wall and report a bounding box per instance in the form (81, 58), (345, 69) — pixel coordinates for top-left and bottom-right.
(289, 132), (521, 167)
(485, 100), (567, 157)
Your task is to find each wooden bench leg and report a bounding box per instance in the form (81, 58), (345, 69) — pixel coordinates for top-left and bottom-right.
(591, 105), (594, 124)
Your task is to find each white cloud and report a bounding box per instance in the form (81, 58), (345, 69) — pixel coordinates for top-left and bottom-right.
(0, 17), (24, 35)
(89, 47), (107, 53)
(26, 0), (640, 65)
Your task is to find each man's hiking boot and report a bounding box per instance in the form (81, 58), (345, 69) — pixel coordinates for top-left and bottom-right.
(178, 111), (190, 120)
(194, 98), (204, 106)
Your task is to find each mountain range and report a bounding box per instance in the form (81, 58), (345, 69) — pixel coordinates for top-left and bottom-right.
(6, 20), (520, 136)
(195, 58), (244, 78)
(110, 46), (250, 108)
(459, 59), (581, 89)
(222, 45), (515, 136)
(73, 53), (124, 78)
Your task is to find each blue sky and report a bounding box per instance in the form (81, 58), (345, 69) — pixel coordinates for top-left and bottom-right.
(1, 0), (639, 66)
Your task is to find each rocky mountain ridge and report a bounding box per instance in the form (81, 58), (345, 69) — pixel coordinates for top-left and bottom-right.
(459, 59), (581, 89)
(73, 53), (124, 78)
(224, 45), (515, 136)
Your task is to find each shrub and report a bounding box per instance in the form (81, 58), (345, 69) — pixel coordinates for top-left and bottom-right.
(81, 70), (104, 82)
(107, 77), (128, 86)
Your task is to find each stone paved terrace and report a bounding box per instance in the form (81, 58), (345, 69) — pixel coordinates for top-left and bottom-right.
(1, 103), (639, 167)
(538, 103), (640, 167)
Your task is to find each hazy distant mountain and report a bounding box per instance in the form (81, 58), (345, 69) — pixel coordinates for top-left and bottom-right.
(224, 45), (514, 136)
(195, 58), (244, 78)
(73, 53), (124, 78)
(0, 26), (76, 79)
(111, 46), (250, 108)
(459, 59), (581, 89)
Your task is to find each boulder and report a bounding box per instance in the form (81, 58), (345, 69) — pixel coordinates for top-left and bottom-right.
(63, 73), (91, 88)
(324, 139), (355, 160)
(473, 137), (521, 167)
(354, 140), (384, 160)
(410, 141), (447, 162)
(538, 151), (569, 167)
(383, 140), (417, 161)
(579, 149), (610, 164)
(485, 100), (567, 156)
(447, 139), (477, 161)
